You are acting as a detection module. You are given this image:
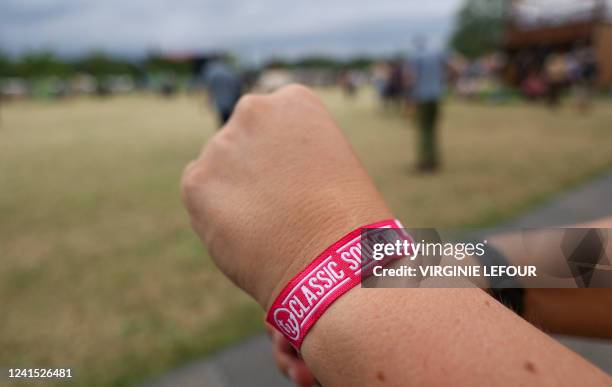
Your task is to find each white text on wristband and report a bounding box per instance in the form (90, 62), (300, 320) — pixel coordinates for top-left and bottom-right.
(266, 219), (410, 349)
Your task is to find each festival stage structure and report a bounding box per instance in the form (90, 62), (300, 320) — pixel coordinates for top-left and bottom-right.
(503, 0), (612, 86)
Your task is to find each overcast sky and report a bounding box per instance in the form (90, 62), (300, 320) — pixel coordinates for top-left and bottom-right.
(0, 0), (464, 61)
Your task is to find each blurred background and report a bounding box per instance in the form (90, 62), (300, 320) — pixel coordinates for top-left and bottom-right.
(1, 0), (611, 386)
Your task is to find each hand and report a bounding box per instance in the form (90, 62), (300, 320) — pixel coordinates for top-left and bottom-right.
(266, 323), (318, 387)
(181, 84), (392, 308)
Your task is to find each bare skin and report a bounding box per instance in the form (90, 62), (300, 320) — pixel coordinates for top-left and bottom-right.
(270, 216), (612, 386)
(491, 217), (612, 340)
(181, 84), (611, 386)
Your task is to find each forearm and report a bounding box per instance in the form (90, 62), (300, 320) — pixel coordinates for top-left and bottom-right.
(181, 86), (611, 386)
(524, 289), (612, 339)
(301, 287), (611, 386)
(486, 219), (612, 338)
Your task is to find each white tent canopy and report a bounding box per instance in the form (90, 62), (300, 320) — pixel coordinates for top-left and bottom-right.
(511, 0), (611, 27)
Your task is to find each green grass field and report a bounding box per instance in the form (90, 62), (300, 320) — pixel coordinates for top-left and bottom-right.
(1, 89), (611, 386)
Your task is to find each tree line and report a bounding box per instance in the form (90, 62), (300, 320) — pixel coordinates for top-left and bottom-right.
(1, 0), (504, 79)
(0, 51), (193, 79)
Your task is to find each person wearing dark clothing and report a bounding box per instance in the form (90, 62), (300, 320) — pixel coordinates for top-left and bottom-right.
(408, 48), (447, 172)
(203, 60), (242, 126)
(382, 61), (405, 108)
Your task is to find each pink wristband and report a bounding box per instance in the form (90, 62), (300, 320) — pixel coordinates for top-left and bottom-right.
(266, 219), (409, 350)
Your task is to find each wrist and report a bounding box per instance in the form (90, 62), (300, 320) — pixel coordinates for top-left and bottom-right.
(260, 201), (393, 310)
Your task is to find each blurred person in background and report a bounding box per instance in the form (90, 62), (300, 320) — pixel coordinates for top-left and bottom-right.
(407, 38), (449, 173)
(160, 73), (178, 98)
(573, 45), (598, 114)
(338, 69), (357, 98)
(521, 69), (547, 100)
(371, 61), (390, 104)
(203, 56), (243, 126)
(381, 58), (406, 110)
(544, 52), (568, 108)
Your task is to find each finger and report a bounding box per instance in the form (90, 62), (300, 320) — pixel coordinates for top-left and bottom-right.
(288, 362), (317, 387)
(273, 330), (294, 353)
(276, 347), (315, 387)
(272, 339), (293, 377)
(270, 333), (316, 386)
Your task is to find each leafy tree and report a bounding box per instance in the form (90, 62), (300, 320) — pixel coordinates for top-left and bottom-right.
(450, 0), (505, 58)
(15, 51), (71, 78)
(267, 56), (375, 71)
(344, 56), (374, 70)
(144, 54), (192, 75)
(0, 51), (16, 77)
(73, 51), (139, 77)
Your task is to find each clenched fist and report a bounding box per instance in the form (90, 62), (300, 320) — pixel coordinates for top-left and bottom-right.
(181, 85), (392, 308)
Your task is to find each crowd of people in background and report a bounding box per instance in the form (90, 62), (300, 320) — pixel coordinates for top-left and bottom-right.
(1, 45), (603, 111)
(367, 41), (452, 172)
(365, 43), (601, 116)
(1, 43), (606, 167)
(517, 45), (598, 111)
(333, 41), (603, 172)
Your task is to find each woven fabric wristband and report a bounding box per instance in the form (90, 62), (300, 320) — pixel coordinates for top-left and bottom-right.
(266, 219), (408, 350)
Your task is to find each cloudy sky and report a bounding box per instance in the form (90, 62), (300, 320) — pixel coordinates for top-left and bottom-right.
(0, 0), (464, 61)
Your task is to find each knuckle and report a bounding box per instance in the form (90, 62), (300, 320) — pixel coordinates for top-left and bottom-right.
(234, 93), (263, 116)
(180, 161), (201, 199)
(277, 83), (313, 98)
(274, 84), (324, 111)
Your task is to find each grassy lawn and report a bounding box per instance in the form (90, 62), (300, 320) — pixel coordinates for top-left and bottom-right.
(0, 89), (611, 386)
